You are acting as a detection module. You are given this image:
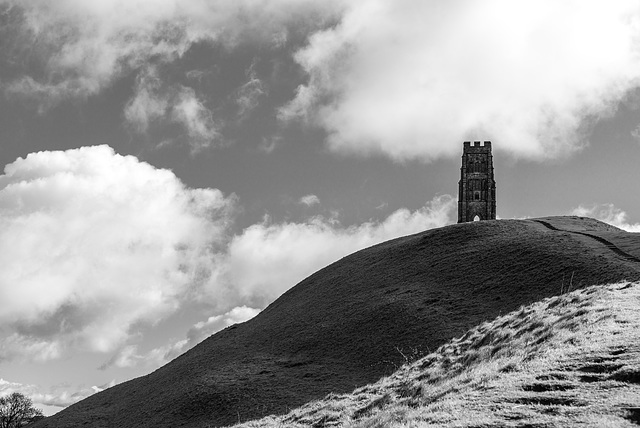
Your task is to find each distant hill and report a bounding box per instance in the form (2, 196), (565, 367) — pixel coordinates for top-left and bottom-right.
(34, 217), (640, 428)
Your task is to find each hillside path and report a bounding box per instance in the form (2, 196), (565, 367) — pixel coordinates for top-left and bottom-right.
(531, 219), (640, 263)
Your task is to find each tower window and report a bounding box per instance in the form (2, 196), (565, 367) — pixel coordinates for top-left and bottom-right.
(474, 191), (480, 200)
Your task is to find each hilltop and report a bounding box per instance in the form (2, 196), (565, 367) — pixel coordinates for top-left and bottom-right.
(34, 217), (640, 428)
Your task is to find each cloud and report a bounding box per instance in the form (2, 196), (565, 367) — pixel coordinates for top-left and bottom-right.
(222, 195), (455, 305)
(123, 67), (172, 134)
(281, 0), (640, 161)
(162, 305), (260, 361)
(299, 194), (320, 206)
(0, 143), (454, 414)
(571, 203), (640, 232)
(234, 62), (267, 120)
(631, 124), (640, 144)
(0, 378), (31, 397)
(101, 305), (260, 369)
(170, 86), (219, 152)
(258, 135), (283, 154)
(8, 1), (639, 162)
(1, 0), (344, 150)
(1, 0), (344, 107)
(30, 381), (117, 409)
(0, 144), (454, 369)
(0, 145), (236, 361)
(101, 194), (454, 371)
(124, 67), (220, 152)
(0, 378), (115, 409)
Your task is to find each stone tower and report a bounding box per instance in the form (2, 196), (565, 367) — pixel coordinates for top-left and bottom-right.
(458, 141), (496, 223)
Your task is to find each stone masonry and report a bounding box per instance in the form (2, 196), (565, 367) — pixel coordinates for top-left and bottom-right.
(458, 141), (496, 223)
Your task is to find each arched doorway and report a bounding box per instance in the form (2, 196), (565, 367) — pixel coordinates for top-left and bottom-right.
(473, 215), (480, 221)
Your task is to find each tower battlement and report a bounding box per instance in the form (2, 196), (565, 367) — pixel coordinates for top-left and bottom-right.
(458, 141), (496, 223)
(463, 140), (492, 148)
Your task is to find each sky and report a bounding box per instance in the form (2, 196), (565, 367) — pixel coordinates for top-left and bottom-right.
(1, 0), (640, 417)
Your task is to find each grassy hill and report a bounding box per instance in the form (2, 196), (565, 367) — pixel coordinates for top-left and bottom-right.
(240, 281), (640, 427)
(34, 217), (640, 428)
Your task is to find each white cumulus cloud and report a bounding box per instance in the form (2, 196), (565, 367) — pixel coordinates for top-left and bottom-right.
(0, 145), (457, 392)
(0, 144), (458, 415)
(100, 194), (454, 373)
(222, 194), (455, 305)
(100, 195), (455, 372)
(0, 145), (236, 361)
(0, 145), (455, 368)
(281, 0), (640, 161)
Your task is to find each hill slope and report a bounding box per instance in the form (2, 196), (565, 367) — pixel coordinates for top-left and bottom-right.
(241, 281), (640, 428)
(35, 217), (640, 428)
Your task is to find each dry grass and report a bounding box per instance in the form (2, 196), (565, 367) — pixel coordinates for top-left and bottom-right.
(238, 282), (640, 428)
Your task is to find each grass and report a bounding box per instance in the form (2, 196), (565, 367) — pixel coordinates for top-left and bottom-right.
(238, 282), (640, 428)
(34, 217), (640, 428)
